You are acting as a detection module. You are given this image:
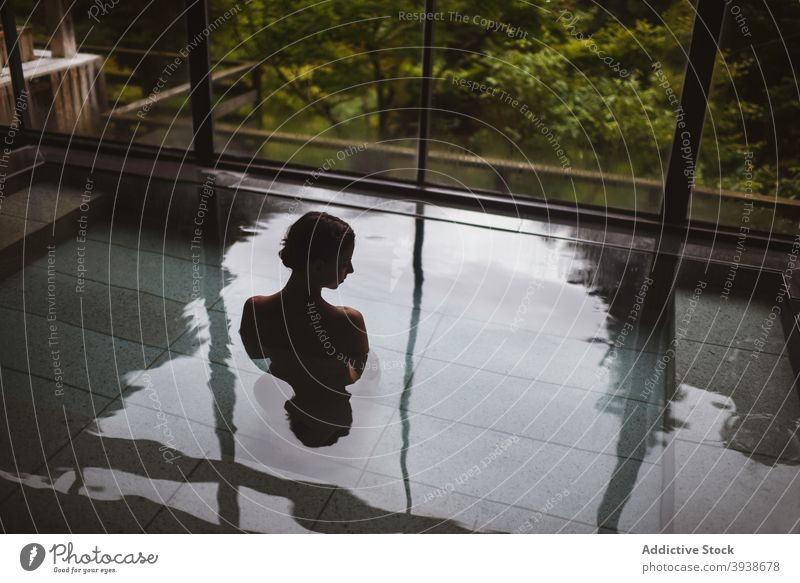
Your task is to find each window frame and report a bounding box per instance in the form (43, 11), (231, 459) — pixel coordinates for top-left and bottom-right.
(3, 0), (794, 249)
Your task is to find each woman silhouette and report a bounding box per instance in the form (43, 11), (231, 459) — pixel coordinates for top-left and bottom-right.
(239, 211), (369, 446)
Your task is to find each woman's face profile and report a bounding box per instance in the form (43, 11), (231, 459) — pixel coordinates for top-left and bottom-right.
(314, 239), (354, 289)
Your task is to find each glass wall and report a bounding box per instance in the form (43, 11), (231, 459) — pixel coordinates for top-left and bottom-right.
(428, 0), (693, 213)
(207, 0), (423, 182)
(1, 0), (798, 236)
(693, 0), (800, 234)
(12, 0), (193, 149)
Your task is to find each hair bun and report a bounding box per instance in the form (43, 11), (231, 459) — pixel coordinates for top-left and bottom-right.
(279, 212), (354, 270)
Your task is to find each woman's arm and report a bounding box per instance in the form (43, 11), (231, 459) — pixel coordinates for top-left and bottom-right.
(342, 308), (369, 383)
(239, 297), (268, 359)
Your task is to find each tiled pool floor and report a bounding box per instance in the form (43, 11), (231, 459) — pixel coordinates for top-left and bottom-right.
(1, 193), (799, 533)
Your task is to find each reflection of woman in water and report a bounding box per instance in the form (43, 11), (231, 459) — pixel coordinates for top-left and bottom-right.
(239, 212), (369, 446)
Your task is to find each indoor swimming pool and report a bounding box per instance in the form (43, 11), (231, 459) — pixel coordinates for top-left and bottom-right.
(1, 184), (798, 533)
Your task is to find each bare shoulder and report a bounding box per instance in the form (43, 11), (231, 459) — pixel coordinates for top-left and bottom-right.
(332, 305), (368, 353)
(243, 293), (281, 313)
(334, 305), (367, 329)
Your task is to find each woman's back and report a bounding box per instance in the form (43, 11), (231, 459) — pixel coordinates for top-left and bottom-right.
(239, 291), (368, 389)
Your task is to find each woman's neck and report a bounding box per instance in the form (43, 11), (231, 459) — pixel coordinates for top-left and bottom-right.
(284, 272), (323, 301)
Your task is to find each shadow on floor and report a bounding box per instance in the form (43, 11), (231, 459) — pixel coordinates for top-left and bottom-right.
(0, 433), (478, 534)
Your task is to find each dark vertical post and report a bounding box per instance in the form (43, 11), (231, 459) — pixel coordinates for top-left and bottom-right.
(253, 65), (262, 129)
(1, 0), (31, 130)
(661, 0), (726, 225)
(185, 0), (214, 165)
(415, 0), (435, 186)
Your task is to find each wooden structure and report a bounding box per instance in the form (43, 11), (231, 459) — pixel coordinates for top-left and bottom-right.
(0, 0), (106, 134)
(0, 26), (35, 66)
(0, 47), (107, 134)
